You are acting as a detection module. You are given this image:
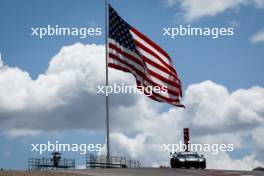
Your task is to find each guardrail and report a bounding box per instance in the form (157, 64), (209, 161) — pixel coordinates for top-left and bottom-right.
(86, 154), (141, 168)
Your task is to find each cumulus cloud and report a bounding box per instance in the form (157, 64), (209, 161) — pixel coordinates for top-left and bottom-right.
(1, 43), (264, 170)
(102, 133), (264, 170)
(100, 81), (264, 169)
(250, 29), (264, 43)
(0, 43), (159, 134)
(206, 152), (264, 170)
(167, 0), (264, 22)
(252, 127), (264, 153)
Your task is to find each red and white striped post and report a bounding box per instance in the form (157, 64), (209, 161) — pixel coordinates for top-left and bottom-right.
(183, 128), (189, 152)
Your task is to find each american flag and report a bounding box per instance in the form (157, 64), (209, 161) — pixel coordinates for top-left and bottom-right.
(108, 5), (184, 107)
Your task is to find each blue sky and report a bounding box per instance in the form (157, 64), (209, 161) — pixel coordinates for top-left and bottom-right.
(0, 0), (264, 170)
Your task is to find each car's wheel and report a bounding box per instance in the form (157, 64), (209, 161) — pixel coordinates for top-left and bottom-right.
(201, 164), (206, 169)
(175, 161), (180, 168)
(170, 158), (176, 168)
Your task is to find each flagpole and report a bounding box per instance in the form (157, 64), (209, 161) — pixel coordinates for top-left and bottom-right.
(105, 0), (110, 164)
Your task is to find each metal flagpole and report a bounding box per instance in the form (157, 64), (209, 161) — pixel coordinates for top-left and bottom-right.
(105, 0), (110, 164)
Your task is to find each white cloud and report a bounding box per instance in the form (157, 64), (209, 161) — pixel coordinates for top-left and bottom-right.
(0, 43), (158, 134)
(100, 81), (264, 170)
(100, 132), (264, 169)
(252, 127), (264, 151)
(0, 43), (264, 170)
(206, 152), (263, 170)
(167, 0), (264, 22)
(99, 132), (170, 167)
(250, 29), (264, 43)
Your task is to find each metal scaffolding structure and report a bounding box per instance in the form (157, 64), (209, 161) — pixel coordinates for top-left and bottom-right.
(86, 154), (141, 168)
(28, 152), (75, 170)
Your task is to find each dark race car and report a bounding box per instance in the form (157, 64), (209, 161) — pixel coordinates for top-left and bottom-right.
(170, 151), (206, 169)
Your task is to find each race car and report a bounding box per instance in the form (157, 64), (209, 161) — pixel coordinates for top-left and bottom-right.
(170, 151), (206, 169)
